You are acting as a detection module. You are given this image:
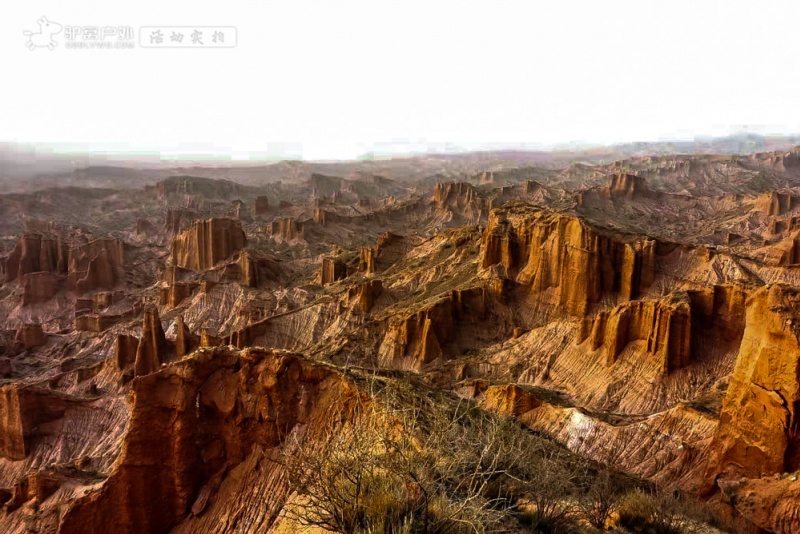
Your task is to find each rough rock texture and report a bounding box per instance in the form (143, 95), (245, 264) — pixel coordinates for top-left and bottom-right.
(481, 206), (657, 316)
(758, 191), (800, 216)
(4, 235), (68, 282)
(433, 181), (479, 208)
(605, 172), (649, 199)
(686, 284), (748, 343)
(59, 348), (358, 534)
(270, 217), (302, 240)
(15, 324), (46, 349)
(21, 271), (60, 305)
(75, 313), (128, 333)
(478, 383), (541, 416)
(114, 334), (140, 370)
(174, 315), (199, 359)
(320, 258), (347, 285)
(159, 282), (195, 308)
(134, 307), (169, 377)
(346, 279), (383, 314)
(310, 173), (342, 198)
(359, 246), (377, 275)
(253, 195), (270, 217)
(706, 284), (800, 485)
(0, 386), (69, 460)
(379, 287), (488, 370)
(67, 239), (125, 293)
(719, 475), (800, 534)
(171, 218), (246, 272)
(580, 293), (693, 373)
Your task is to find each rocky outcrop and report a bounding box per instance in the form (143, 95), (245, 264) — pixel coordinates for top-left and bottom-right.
(705, 285), (800, 485)
(21, 271), (60, 305)
(346, 279), (383, 314)
(15, 324), (46, 349)
(253, 195), (270, 217)
(75, 313), (128, 332)
(314, 208), (344, 226)
(238, 250), (279, 288)
(4, 235), (68, 283)
(686, 284), (747, 343)
(605, 173), (649, 199)
(358, 246), (376, 275)
(0, 385), (69, 460)
(134, 307), (169, 376)
(59, 348), (360, 534)
(76, 249), (118, 293)
(379, 287), (488, 370)
(321, 258), (347, 285)
(310, 173), (342, 198)
(580, 293), (692, 373)
(159, 282), (196, 308)
(270, 217), (302, 240)
(758, 191), (800, 216)
(115, 334), (140, 370)
(171, 218), (246, 272)
(718, 475), (800, 534)
(155, 175), (243, 200)
(433, 181), (479, 207)
(479, 383), (541, 417)
(769, 231), (800, 266)
(165, 209), (184, 235)
(481, 206), (657, 316)
(174, 315), (199, 359)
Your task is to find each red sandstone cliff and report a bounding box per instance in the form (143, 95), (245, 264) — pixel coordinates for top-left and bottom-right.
(706, 284), (800, 484)
(579, 293), (692, 373)
(171, 218), (246, 272)
(481, 206), (657, 316)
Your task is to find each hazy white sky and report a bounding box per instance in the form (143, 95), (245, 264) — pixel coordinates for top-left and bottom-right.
(2, 0), (799, 160)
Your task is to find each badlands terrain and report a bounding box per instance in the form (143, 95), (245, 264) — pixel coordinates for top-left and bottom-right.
(2, 140), (800, 532)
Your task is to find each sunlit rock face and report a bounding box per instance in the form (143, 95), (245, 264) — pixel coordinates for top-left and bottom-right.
(480, 206), (658, 316)
(706, 284), (800, 482)
(7, 146), (800, 533)
(170, 218), (246, 272)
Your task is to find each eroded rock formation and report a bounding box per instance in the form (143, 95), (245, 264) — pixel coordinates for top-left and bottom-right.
(605, 172), (649, 199)
(171, 218), (246, 272)
(433, 181), (479, 208)
(59, 348), (359, 534)
(346, 279), (383, 314)
(270, 217), (302, 240)
(580, 293), (692, 373)
(21, 271), (60, 305)
(4, 235), (68, 283)
(134, 307), (169, 376)
(15, 324), (46, 349)
(358, 246), (376, 275)
(321, 258), (346, 285)
(0, 385), (69, 460)
(758, 191), (800, 216)
(481, 206), (657, 316)
(379, 287), (488, 369)
(253, 195), (270, 217)
(706, 284), (800, 483)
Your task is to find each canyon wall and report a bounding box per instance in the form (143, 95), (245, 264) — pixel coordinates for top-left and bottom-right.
(706, 284), (800, 483)
(481, 206), (658, 316)
(59, 349), (359, 534)
(171, 218), (246, 272)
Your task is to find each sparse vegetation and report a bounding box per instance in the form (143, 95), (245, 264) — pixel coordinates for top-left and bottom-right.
(277, 375), (724, 534)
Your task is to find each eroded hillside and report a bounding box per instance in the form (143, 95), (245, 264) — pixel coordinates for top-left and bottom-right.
(3, 147), (800, 532)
